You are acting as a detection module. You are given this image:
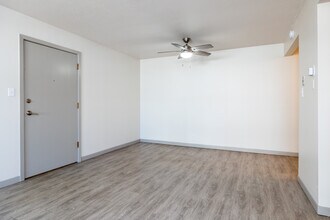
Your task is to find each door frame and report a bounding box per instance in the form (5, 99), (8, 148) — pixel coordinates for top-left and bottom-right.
(19, 35), (82, 181)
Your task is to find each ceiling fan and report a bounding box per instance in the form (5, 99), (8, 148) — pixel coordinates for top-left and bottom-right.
(158, 37), (214, 59)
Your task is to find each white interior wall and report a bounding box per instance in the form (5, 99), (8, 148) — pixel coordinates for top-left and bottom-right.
(317, 2), (330, 209)
(0, 5), (140, 183)
(0, 1), (328, 214)
(284, 0), (319, 204)
(141, 44), (299, 154)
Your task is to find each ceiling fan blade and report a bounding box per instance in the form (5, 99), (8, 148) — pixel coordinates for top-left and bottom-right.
(171, 43), (184, 49)
(193, 50), (211, 56)
(192, 44), (214, 50)
(158, 50), (181, 54)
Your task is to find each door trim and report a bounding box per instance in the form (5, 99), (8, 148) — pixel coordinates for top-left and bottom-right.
(19, 35), (82, 181)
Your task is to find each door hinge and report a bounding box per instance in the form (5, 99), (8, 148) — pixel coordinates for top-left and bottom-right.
(77, 141), (80, 148)
(76, 63), (80, 70)
(77, 102), (80, 109)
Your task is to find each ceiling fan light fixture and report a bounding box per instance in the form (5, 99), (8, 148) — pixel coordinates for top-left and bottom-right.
(158, 38), (213, 59)
(180, 51), (193, 59)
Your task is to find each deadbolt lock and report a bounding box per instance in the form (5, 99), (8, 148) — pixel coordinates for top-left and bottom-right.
(26, 98), (32, 103)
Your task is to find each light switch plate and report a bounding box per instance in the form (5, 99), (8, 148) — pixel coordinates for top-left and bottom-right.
(8, 88), (15, 97)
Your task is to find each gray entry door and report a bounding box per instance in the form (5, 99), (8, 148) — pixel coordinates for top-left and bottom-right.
(24, 40), (78, 178)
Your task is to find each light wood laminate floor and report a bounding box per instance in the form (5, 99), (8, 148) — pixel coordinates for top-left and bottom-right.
(0, 143), (328, 220)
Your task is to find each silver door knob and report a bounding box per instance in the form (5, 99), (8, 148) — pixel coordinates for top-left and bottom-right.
(26, 110), (37, 116)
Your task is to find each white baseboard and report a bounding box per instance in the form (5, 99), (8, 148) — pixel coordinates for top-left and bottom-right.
(81, 139), (140, 161)
(318, 206), (330, 217)
(140, 139), (298, 157)
(0, 176), (20, 189)
(298, 176), (330, 217)
(297, 176), (318, 211)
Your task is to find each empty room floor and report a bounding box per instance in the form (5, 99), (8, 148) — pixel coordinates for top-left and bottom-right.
(0, 143), (328, 220)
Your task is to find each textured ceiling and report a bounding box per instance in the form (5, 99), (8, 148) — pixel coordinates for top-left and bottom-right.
(0, 0), (305, 59)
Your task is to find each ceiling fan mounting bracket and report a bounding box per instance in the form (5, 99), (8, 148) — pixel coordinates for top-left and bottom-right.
(183, 37), (191, 44)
